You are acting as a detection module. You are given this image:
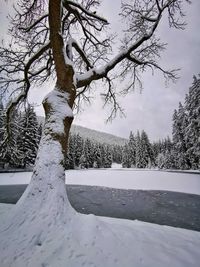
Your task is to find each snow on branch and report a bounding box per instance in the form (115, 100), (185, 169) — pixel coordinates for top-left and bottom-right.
(70, 39), (93, 70)
(62, 0), (108, 24)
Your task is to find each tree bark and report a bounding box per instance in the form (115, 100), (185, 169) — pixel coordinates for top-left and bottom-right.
(0, 86), (78, 266)
(0, 1), (78, 264)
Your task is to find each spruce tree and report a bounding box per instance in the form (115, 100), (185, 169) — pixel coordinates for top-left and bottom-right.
(122, 144), (131, 168)
(128, 131), (136, 167)
(104, 145), (112, 168)
(135, 131), (143, 168)
(140, 130), (153, 168)
(0, 107), (22, 168)
(18, 104), (40, 168)
(93, 144), (102, 168)
(172, 103), (190, 169)
(84, 139), (95, 168)
(112, 145), (123, 164)
(185, 75), (200, 169)
(73, 134), (83, 167)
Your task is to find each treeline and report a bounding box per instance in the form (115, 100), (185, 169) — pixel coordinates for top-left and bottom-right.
(0, 102), (123, 169)
(0, 103), (42, 169)
(65, 134), (122, 169)
(122, 75), (200, 170)
(0, 75), (199, 170)
(121, 130), (173, 169)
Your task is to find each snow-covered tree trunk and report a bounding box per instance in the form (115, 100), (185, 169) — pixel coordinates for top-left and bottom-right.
(0, 1), (79, 264)
(0, 86), (79, 266)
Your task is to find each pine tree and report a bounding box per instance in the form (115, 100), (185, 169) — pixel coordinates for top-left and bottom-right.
(140, 130), (153, 168)
(93, 143), (102, 168)
(172, 103), (190, 169)
(156, 153), (165, 169)
(0, 107), (22, 168)
(122, 144), (131, 168)
(17, 104), (40, 168)
(128, 131), (136, 167)
(112, 145), (123, 164)
(73, 134), (84, 167)
(185, 75), (200, 169)
(84, 138), (95, 168)
(163, 150), (176, 169)
(152, 140), (162, 161)
(104, 145), (112, 168)
(100, 144), (106, 168)
(79, 153), (87, 169)
(135, 131), (143, 168)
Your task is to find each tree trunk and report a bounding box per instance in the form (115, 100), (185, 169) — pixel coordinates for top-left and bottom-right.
(0, 1), (79, 265)
(0, 86), (78, 266)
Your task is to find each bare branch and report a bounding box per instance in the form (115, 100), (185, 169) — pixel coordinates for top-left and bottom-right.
(63, 0), (108, 24)
(19, 13), (48, 32)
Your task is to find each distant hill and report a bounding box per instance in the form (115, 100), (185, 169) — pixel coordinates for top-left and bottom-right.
(37, 116), (127, 146)
(70, 125), (127, 146)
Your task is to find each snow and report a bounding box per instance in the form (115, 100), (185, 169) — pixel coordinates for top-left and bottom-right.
(0, 169), (199, 195)
(0, 202), (200, 267)
(0, 91), (79, 267)
(70, 124), (127, 145)
(0, 169), (200, 266)
(43, 89), (73, 134)
(66, 169), (200, 195)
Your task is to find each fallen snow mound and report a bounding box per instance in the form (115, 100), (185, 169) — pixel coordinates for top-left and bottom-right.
(0, 203), (200, 267)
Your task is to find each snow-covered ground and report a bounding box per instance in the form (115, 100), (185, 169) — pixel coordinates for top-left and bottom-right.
(0, 168), (200, 195)
(0, 202), (200, 267)
(0, 169), (200, 266)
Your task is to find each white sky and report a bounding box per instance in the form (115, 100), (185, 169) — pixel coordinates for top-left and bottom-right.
(0, 1), (200, 141)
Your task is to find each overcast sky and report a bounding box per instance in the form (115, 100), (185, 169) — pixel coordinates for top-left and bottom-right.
(0, 1), (200, 141)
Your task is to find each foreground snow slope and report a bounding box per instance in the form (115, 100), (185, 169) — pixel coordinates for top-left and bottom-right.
(0, 169), (200, 195)
(0, 203), (200, 267)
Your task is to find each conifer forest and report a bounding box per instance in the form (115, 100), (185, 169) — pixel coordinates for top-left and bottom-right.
(0, 75), (199, 171)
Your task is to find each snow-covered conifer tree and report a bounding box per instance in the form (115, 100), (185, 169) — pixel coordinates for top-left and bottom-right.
(93, 143), (102, 168)
(172, 103), (190, 169)
(135, 131), (143, 168)
(112, 145), (123, 164)
(104, 145), (113, 168)
(18, 104), (40, 168)
(0, 106), (22, 168)
(140, 130), (153, 168)
(185, 75), (200, 169)
(84, 138), (95, 168)
(73, 133), (84, 167)
(122, 144), (131, 168)
(128, 131), (136, 167)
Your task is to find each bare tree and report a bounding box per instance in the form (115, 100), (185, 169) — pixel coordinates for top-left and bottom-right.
(0, 0), (189, 265)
